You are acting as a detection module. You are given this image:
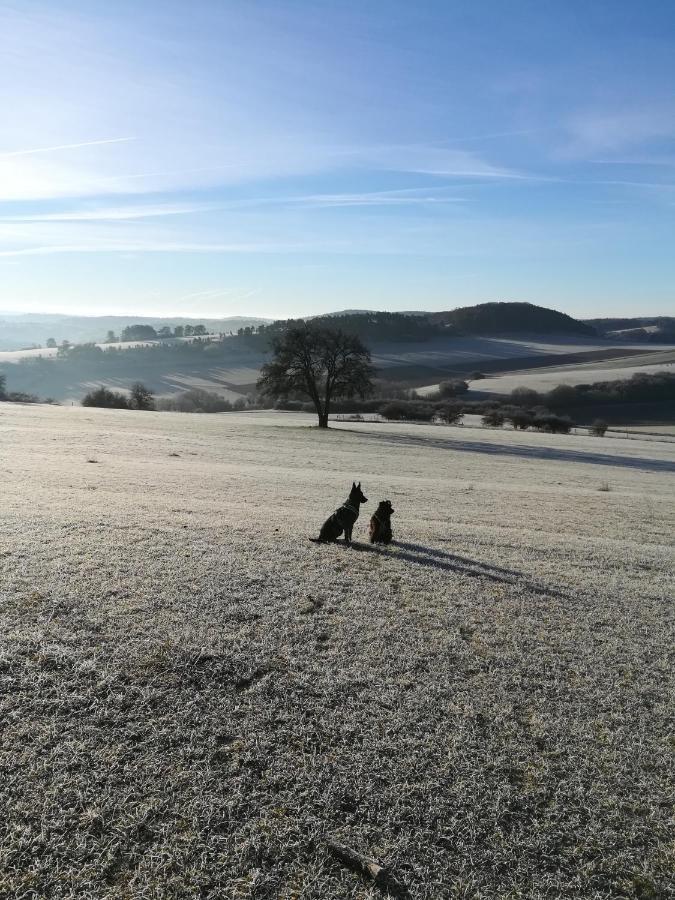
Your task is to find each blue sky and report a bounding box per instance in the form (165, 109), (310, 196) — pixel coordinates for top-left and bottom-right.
(1, 0), (674, 319)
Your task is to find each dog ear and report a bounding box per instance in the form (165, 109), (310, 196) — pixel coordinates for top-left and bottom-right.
(357, 481), (361, 487)
(352, 481), (356, 489)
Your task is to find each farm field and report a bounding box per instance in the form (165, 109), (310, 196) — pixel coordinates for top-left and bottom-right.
(2, 335), (669, 404)
(619, 424), (675, 437)
(469, 361), (675, 397)
(1, 405), (674, 898)
(417, 348), (675, 399)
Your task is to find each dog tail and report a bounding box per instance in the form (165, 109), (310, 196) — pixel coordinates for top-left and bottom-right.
(308, 537), (324, 543)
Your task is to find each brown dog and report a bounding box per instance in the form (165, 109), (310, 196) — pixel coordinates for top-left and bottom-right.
(369, 500), (394, 544)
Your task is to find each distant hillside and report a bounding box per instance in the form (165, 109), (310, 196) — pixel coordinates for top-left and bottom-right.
(300, 311), (442, 342)
(302, 303), (596, 342)
(428, 302), (597, 336)
(0, 302), (603, 351)
(0, 313), (270, 350)
(321, 308), (428, 317)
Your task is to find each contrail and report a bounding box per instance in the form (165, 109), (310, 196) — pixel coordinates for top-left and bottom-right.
(0, 137), (136, 158)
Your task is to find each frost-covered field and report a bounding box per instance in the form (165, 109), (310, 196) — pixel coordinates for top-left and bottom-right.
(416, 348), (675, 398)
(4, 335), (666, 405)
(1, 405), (673, 899)
(468, 361), (675, 397)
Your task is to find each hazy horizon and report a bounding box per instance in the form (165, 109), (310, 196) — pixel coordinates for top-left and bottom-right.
(0, 301), (670, 324)
(2, 1), (674, 320)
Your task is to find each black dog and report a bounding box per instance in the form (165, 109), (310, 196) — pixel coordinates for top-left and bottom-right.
(310, 482), (368, 545)
(369, 500), (394, 544)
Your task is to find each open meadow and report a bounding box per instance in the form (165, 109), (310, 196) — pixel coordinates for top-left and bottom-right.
(1, 405), (673, 898)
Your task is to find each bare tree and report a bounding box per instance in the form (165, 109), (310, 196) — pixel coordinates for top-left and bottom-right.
(257, 325), (374, 428)
(130, 382), (155, 411)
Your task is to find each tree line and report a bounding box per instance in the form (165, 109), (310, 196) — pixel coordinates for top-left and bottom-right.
(82, 383), (156, 410)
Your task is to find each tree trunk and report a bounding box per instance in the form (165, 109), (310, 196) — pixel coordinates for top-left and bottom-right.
(318, 412), (329, 428)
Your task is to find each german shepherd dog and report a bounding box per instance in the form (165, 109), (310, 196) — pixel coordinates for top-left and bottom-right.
(310, 482), (368, 545)
(369, 500), (394, 544)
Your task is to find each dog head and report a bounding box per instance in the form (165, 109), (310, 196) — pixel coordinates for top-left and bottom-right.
(376, 499), (394, 517)
(350, 481), (368, 504)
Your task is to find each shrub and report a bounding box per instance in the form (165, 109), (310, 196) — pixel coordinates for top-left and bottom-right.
(380, 400), (435, 422)
(409, 402), (435, 422)
(438, 379), (469, 398)
(591, 419), (608, 437)
(274, 399), (303, 411)
(6, 391), (41, 403)
(130, 382), (155, 411)
(547, 384), (578, 407)
(121, 324), (158, 341)
(482, 410), (505, 427)
(504, 407), (535, 430)
(541, 371), (674, 408)
(533, 412), (573, 434)
(379, 401), (408, 421)
(58, 342), (103, 359)
(81, 387), (129, 409)
(435, 403), (463, 425)
(510, 387), (542, 407)
(157, 389), (234, 413)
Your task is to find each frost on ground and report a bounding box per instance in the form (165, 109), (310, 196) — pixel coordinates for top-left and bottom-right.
(0, 406), (673, 899)
(465, 361), (675, 397)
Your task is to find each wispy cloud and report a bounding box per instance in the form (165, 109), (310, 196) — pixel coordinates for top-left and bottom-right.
(433, 129), (540, 145)
(0, 202), (218, 222)
(0, 137), (136, 158)
(588, 179), (675, 189)
(227, 186), (473, 209)
(564, 107), (675, 157)
(588, 156), (675, 168)
(363, 145), (532, 180)
(294, 187), (471, 207)
(0, 236), (318, 258)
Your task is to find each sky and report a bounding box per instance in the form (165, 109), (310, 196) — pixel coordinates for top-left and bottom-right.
(1, 0), (674, 320)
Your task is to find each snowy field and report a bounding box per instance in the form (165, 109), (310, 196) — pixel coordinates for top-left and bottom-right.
(0, 333), (632, 365)
(1, 405), (673, 898)
(370, 334), (660, 371)
(467, 361), (675, 397)
(416, 348), (675, 398)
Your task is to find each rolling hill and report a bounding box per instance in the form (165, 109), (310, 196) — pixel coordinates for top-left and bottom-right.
(429, 302), (597, 336)
(2, 303), (672, 408)
(0, 313), (270, 351)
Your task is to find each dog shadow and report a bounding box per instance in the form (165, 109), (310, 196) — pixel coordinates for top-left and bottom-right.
(392, 540), (522, 578)
(347, 539), (565, 600)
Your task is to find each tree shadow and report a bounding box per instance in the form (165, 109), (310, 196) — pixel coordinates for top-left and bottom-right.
(338, 427), (675, 474)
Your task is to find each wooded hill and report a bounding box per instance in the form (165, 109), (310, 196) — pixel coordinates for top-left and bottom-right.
(428, 301), (597, 336)
(253, 302), (598, 345)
